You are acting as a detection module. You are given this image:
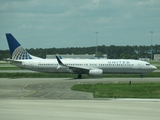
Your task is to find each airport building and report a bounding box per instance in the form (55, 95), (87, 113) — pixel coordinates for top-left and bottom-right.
(154, 54), (160, 61)
(139, 54), (160, 61)
(139, 58), (150, 61)
(46, 54), (107, 59)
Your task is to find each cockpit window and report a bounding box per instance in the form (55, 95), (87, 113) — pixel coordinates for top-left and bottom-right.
(146, 64), (150, 66)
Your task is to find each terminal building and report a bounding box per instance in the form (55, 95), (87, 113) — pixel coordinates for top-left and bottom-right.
(139, 54), (160, 61)
(154, 54), (160, 61)
(46, 54), (107, 59)
(139, 58), (150, 61)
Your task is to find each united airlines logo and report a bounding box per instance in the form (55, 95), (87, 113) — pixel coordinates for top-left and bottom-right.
(108, 61), (130, 64)
(12, 46), (32, 60)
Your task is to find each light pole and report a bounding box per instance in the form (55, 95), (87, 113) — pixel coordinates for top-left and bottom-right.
(150, 31), (153, 60)
(95, 32), (98, 57)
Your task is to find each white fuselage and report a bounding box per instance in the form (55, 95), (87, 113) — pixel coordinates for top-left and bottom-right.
(5, 33), (157, 78)
(12, 59), (157, 75)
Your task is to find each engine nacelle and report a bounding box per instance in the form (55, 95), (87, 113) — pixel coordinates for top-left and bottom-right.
(88, 69), (103, 76)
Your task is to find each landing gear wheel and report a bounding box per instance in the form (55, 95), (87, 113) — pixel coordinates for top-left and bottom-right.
(140, 75), (143, 78)
(78, 74), (82, 79)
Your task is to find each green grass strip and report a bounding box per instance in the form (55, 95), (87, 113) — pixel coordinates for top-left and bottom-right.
(156, 66), (160, 70)
(0, 72), (160, 78)
(71, 83), (160, 98)
(0, 73), (77, 78)
(0, 67), (22, 70)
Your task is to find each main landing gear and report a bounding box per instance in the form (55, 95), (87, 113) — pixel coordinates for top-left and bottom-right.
(140, 74), (144, 78)
(77, 74), (82, 79)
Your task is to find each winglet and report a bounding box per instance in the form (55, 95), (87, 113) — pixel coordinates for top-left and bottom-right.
(56, 56), (66, 69)
(59, 56), (62, 59)
(56, 56), (64, 66)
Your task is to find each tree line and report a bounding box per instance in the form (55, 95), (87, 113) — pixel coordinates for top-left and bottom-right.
(0, 45), (160, 60)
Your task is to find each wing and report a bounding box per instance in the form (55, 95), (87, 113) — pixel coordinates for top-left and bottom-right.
(55, 56), (90, 74)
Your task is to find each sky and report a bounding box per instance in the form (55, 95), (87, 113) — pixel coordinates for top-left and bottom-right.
(0, 0), (160, 50)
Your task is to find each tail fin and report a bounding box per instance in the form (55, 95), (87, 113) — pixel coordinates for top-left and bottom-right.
(6, 33), (32, 60)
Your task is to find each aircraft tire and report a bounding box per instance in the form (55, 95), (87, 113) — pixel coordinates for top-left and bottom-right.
(140, 75), (143, 78)
(78, 74), (82, 79)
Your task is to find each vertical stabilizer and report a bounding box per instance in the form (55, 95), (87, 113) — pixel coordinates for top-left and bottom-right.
(5, 33), (32, 60)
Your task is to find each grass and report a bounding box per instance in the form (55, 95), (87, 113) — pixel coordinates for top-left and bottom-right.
(71, 83), (160, 98)
(0, 72), (160, 78)
(103, 72), (160, 78)
(0, 63), (19, 70)
(150, 61), (160, 65)
(156, 66), (160, 70)
(0, 73), (77, 78)
(0, 67), (22, 70)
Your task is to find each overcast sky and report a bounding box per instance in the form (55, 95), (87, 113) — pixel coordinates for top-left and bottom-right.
(0, 0), (160, 50)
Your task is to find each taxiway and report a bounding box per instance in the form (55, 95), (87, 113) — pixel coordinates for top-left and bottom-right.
(0, 78), (160, 120)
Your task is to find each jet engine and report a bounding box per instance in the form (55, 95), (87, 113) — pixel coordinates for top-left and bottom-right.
(88, 69), (103, 76)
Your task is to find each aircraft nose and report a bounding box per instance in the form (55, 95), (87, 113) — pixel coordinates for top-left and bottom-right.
(152, 65), (157, 70)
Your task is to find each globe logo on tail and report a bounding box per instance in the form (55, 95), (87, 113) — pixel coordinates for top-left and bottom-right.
(12, 46), (32, 60)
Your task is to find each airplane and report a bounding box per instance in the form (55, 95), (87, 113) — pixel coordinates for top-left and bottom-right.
(5, 33), (157, 79)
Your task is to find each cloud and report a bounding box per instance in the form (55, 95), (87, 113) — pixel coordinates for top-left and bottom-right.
(0, 0), (160, 50)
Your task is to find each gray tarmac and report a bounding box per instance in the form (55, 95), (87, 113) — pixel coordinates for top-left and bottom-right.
(0, 77), (160, 120)
(1, 78), (160, 100)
